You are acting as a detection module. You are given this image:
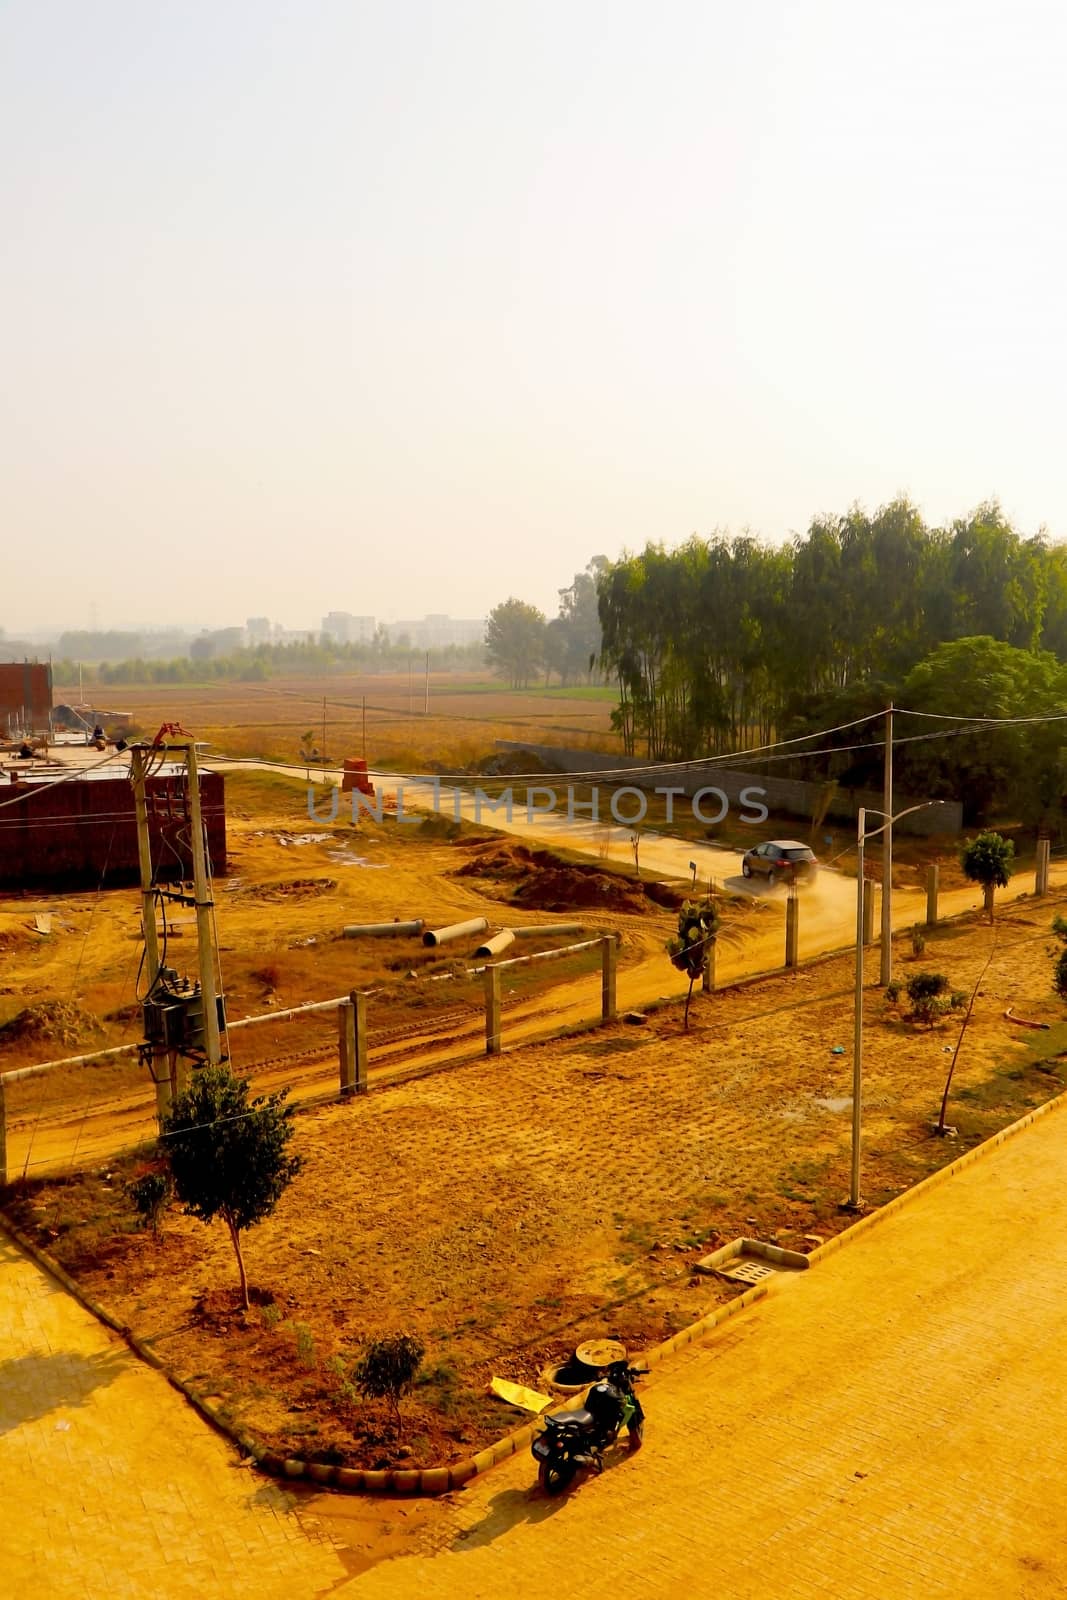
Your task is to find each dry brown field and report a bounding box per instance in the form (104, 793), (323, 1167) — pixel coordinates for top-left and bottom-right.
(52, 672), (621, 770)
(4, 759), (1066, 1474)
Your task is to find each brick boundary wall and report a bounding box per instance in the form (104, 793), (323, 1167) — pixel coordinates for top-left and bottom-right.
(494, 742), (962, 836)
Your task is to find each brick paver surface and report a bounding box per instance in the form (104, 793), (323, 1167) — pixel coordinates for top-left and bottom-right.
(6, 1100), (1067, 1597)
(0, 1236), (349, 1598)
(345, 1100), (1067, 1599)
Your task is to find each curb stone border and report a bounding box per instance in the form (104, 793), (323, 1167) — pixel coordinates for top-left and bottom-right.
(6, 1078), (1065, 1494)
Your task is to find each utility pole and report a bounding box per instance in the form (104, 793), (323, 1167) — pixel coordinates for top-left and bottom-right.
(130, 746), (170, 1121)
(130, 748), (160, 992)
(424, 651), (430, 715)
(322, 695), (327, 779)
(185, 742), (223, 1068)
(880, 703), (894, 986)
(362, 694), (367, 760)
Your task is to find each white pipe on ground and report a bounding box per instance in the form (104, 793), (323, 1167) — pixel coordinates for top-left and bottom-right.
(342, 919), (424, 938)
(473, 929), (516, 958)
(509, 923), (584, 939)
(422, 916), (489, 948)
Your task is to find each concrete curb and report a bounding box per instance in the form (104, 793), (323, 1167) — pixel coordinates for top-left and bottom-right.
(806, 1083), (1067, 1268)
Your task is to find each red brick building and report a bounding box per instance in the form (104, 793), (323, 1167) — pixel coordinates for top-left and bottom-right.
(0, 661), (53, 737)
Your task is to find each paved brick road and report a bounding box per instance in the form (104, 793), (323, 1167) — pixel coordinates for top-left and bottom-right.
(345, 1099), (1067, 1599)
(0, 1235), (349, 1598)
(6, 1099), (1067, 1598)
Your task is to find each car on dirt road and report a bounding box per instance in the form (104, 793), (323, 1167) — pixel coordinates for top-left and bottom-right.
(741, 839), (819, 886)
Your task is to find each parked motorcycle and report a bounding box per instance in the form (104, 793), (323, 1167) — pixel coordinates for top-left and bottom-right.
(531, 1361), (646, 1494)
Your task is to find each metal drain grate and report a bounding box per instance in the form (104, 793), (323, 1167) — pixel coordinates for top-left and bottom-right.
(720, 1260), (776, 1285)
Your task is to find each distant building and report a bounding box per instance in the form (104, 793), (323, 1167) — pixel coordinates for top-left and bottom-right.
(189, 626), (246, 660)
(322, 612), (376, 645)
(0, 660), (53, 737)
(245, 617), (272, 644)
(382, 615), (485, 649)
(0, 763), (226, 889)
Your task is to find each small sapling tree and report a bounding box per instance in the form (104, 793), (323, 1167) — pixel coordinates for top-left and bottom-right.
(667, 898), (719, 1028)
(126, 1168), (172, 1235)
(162, 1066), (302, 1310)
(960, 831), (1014, 922)
(353, 1332), (425, 1438)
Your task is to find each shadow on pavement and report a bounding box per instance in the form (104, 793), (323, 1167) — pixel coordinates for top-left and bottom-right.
(451, 1453), (634, 1553)
(0, 1347), (131, 1434)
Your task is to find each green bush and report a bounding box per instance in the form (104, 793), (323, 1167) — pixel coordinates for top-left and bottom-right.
(125, 1170), (171, 1233)
(905, 971), (950, 1025)
(353, 1332), (425, 1437)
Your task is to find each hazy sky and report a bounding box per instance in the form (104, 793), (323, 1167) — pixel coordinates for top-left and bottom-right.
(4, 1), (1066, 631)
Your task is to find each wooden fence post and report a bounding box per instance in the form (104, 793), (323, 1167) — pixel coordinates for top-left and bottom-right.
(339, 1001), (356, 1096)
(785, 893), (800, 969)
(702, 938), (716, 993)
(925, 864), (940, 927)
(354, 991), (368, 1092)
(0, 1078), (7, 1187)
(1036, 838), (1051, 897)
(601, 936), (617, 1021)
(485, 966), (501, 1055)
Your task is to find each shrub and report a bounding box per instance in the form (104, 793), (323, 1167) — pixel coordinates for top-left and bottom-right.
(125, 1170), (172, 1233)
(884, 981), (901, 1004)
(352, 1332), (425, 1437)
(910, 924), (926, 957)
(1051, 917), (1067, 1002)
(293, 1322), (317, 1370)
(905, 971), (950, 1025)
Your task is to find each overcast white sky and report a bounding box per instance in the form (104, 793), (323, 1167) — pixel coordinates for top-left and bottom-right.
(3, 1), (1065, 631)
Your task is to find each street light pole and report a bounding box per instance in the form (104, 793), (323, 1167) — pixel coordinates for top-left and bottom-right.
(880, 704), (894, 986)
(849, 797), (949, 1210)
(850, 808), (866, 1208)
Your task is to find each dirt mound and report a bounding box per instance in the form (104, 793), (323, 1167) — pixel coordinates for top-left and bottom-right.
(475, 749), (564, 778)
(511, 867), (647, 913)
(238, 878), (338, 902)
(453, 842), (537, 879)
(0, 999), (105, 1050)
(455, 840), (682, 914)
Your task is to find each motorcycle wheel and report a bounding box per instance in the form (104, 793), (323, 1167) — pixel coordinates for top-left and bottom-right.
(627, 1421), (644, 1452)
(538, 1458), (576, 1495)
(742, 860), (752, 878)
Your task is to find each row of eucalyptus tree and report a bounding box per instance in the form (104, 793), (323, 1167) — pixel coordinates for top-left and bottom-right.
(596, 499), (1067, 769)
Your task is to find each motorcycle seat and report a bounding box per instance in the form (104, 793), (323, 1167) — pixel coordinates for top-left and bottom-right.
(546, 1409), (595, 1430)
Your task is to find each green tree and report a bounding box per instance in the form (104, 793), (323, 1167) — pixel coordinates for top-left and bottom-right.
(162, 1066), (302, 1309)
(352, 1332), (425, 1438)
(485, 598), (547, 688)
(960, 831), (1014, 922)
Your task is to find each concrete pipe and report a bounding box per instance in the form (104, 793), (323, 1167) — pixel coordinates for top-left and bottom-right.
(473, 929), (516, 959)
(343, 919), (424, 939)
(508, 923), (584, 940)
(422, 916), (490, 948)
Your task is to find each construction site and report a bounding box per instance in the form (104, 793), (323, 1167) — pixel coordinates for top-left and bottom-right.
(3, 673), (1067, 1497)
